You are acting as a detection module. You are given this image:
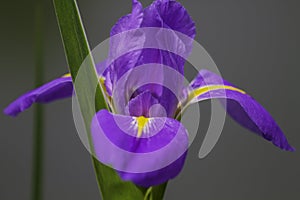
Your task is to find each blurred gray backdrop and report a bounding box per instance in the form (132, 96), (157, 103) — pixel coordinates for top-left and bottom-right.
(1, 0), (299, 199)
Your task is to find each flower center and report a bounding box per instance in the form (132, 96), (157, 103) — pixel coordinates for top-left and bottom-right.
(136, 116), (150, 138)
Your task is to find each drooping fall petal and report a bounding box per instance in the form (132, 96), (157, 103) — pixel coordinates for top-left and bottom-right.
(185, 69), (294, 151)
(4, 75), (73, 117)
(90, 109), (189, 187)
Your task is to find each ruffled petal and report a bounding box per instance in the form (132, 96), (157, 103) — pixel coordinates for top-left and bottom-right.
(108, 0), (145, 83)
(4, 75), (73, 117)
(140, 0), (196, 72)
(91, 109), (189, 187)
(185, 69), (294, 151)
(106, 0), (196, 118)
(142, 0), (196, 40)
(132, 0), (196, 116)
(110, 0), (143, 36)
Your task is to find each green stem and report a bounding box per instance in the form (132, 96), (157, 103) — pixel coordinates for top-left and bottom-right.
(152, 182), (168, 200)
(31, 0), (44, 200)
(144, 187), (153, 200)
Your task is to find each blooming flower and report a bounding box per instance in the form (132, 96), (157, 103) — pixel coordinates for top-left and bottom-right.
(4, 0), (294, 188)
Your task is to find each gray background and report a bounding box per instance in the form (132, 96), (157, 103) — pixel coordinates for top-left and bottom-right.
(1, 0), (299, 199)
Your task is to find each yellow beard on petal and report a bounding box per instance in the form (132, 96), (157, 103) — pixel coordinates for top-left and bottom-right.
(62, 73), (71, 77)
(99, 76), (108, 94)
(189, 85), (246, 101)
(136, 116), (150, 138)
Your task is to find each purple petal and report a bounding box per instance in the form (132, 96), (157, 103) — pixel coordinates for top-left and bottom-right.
(134, 0), (196, 116)
(142, 0), (196, 39)
(187, 69), (294, 151)
(107, 0), (145, 83)
(118, 152), (187, 187)
(4, 76), (73, 117)
(110, 0), (143, 36)
(112, 64), (184, 117)
(139, 0), (196, 72)
(105, 0), (196, 118)
(91, 109), (188, 186)
(126, 90), (159, 117)
(128, 84), (179, 118)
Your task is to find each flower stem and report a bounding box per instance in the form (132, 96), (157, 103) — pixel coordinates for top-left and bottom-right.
(31, 0), (44, 200)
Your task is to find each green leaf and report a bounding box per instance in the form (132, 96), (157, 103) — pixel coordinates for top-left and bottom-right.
(52, 0), (167, 199)
(32, 1), (45, 200)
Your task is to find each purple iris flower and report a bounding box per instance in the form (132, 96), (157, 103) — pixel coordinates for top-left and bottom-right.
(4, 0), (294, 188)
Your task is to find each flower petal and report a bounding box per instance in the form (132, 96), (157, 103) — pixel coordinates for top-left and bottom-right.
(126, 90), (159, 117)
(91, 109), (189, 186)
(112, 64), (184, 117)
(139, 0), (196, 72)
(110, 0), (143, 36)
(132, 0), (196, 116)
(107, 0), (145, 82)
(4, 75), (73, 117)
(106, 0), (196, 118)
(142, 0), (196, 40)
(118, 152), (187, 187)
(133, 84), (179, 118)
(186, 69), (294, 151)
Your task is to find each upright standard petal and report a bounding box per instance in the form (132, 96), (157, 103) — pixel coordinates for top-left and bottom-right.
(91, 109), (189, 187)
(142, 0), (196, 40)
(110, 0), (143, 36)
(184, 70), (294, 151)
(105, 0), (196, 117)
(4, 75), (73, 117)
(136, 0), (196, 116)
(107, 0), (145, 83)
(140, 0), (196, 72)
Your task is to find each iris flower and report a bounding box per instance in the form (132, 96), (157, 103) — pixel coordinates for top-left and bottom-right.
(4, 0), (294, 188)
